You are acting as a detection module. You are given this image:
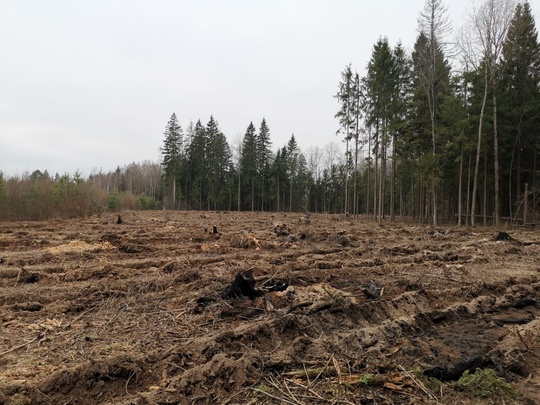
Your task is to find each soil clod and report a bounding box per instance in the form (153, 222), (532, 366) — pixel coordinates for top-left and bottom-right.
(362, 279), (381, 299)
(274, 223), (290, 236)
(496, 231), (512, 241)
(221, 270), (263, 300)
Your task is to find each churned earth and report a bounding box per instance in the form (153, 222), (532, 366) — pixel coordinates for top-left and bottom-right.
(0, 211), (539, 404)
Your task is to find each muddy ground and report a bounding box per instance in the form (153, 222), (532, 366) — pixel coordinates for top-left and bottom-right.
(0, 211), (539, 404)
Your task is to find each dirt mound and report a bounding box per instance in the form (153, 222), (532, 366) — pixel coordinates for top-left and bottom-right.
(46, 240), (115, 255)
(1, 212), (539, 404)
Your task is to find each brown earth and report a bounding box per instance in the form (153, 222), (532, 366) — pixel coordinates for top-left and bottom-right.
(0, 211), (539, 405)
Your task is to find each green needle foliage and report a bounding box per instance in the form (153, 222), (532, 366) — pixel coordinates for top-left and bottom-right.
(455, 368), (518, 400)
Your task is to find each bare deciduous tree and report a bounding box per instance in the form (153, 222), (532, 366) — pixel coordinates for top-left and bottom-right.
(460, 0), (515, 226)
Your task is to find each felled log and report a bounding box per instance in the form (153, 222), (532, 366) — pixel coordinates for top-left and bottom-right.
(283, 364), (349, 379)
(423, 355), (491, 381)
(490, 314), (534, 326)
(284, 367), (397, 388)
(514, 296), (536, 309)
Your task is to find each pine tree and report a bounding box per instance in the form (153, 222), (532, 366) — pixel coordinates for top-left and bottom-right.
(335, 64), (355, 215)
(351, 72), (363, 218)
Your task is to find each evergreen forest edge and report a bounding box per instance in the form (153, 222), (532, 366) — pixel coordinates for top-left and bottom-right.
(1, 0), (539, 226)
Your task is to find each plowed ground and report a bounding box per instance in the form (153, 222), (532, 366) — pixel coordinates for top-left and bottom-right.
(1, 211), (539, 404)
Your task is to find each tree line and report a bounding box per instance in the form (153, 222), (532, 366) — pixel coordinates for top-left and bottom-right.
(159, 113), (344, 213)
(0, 162), (162, 221)
(333, 0), (540, 226)
(1, 0), (538, 224)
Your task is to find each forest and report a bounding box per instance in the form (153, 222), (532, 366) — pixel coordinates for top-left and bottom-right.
(1, 0), (539, 226)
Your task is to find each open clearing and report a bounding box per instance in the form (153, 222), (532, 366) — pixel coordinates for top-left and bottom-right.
(1, 211), (539, 404)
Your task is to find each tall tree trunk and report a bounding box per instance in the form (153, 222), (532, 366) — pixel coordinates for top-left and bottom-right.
(399, 182), (405, 218)
(366, 128), (371, 217)
(289, 179), (292, 212)
(186, 172), (190, 210)
(483, 147), (488, 226)
(344, 137), (349, 215)
(458, 145), (464, 226)
(466, 153), (471, 226)
(378, 141), (384, 223)
(411, 179), (415, 218)
(251, 177), (254, 212)
(425, 0), (439, 226)
(237, 170), (241, 211)
(228, 179), (232, 211)
(533, 146), (537, 211)
(508, 123), (521, 221)
(390, 133), (396, 222)
(420, 178), (425, 223)
(276, 175), (280, 212)
(373, 126), (379, 219)
(420, 176), (425, 225)
(431, 131), (438, 226)
(172, 176), (176, 210)
(283, 178), (286, 212)
(353, 136), (358, 218)
(492, 80), (500, 226)
(378, 119), (386, 223)
(517, 152), (521, 208)
(534, 146), (537, 191)
(261, 175), (265, 212)
(471, 64), (489, 227)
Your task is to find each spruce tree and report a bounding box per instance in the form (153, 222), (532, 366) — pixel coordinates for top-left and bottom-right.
(416, 0), (452, 225)
(257, 118), (272, 211)
(273, 145), (289, 212)
(500, 1), (540, 218)
(241, 122), (258, 211)
(187, 120), (208, 209)
(287, 135), (299, 212)
(411, 31), (451, 224)
(390, 42), (413, 221)
(160, 113), (183, 209)
(365, 37), (399, 222)
(205, 116), (232, 210)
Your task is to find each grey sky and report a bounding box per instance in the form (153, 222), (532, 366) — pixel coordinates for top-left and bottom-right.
(1, 0), (535, 177)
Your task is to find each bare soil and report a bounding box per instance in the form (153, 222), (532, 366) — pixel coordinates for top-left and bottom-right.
(1, 211), (539, 404)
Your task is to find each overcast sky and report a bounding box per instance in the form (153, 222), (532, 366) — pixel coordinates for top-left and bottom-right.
(1, 0), (538, 177)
